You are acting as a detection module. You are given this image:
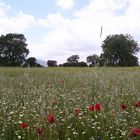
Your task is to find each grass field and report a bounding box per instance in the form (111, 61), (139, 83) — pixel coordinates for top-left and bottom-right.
(0, 67), (140, 140)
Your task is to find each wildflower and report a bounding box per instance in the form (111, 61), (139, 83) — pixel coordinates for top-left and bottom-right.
(88, 105), (95, 111)
(95, 103), (102, 110)
(121, 104), (127, 110)
(47, 114), (55, 123)
(20, 122), (28, 128)
(74, 108), (81, 116)
(36, 128), (44, 135)
(134, 101), (140, 107)
(17, 136), (22, 139)
(128, 127), (140, 137)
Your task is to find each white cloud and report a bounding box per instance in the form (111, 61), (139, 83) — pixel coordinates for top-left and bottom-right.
(39, 13), (71, 29)
(0, 1), (10, 17)
(37, 0), (140, 63)
(56, 0), (75, 10)
(1, 0), (140, 63)
(0, 1), (35, 35)
(37, 13), (102, 63)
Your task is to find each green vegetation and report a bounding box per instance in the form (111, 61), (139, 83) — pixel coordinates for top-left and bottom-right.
(1, 33), (139, 67)
(0, 67), (140, 140)
(101, 34), (139, 66)
(0, 33), (29, 67)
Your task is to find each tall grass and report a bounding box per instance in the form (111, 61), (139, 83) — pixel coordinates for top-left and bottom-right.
(0, 67), (140, 140)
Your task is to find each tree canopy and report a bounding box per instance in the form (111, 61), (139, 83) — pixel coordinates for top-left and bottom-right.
(0, 33), (29, 66)
(22, 57), (42, 67)
(101, 34), (139, 66)
(67, 55), (79, 63)
(87, 54), (99, 67)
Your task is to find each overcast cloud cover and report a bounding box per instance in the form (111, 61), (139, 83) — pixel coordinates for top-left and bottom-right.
(0, 0), (140, 64)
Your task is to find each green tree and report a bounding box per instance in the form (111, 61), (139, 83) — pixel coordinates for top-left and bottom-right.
(101, 34), (139, 66)
(0, 33), (29, 66)
(67, 55), (79, 63)
(26, 57), (36, 66)
(99, 53), (105, 66)
(86, 54), (99, 66)
(22, 57), (42, 67)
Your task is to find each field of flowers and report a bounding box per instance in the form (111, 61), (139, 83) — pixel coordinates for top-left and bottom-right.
(0, 67), (140, 140)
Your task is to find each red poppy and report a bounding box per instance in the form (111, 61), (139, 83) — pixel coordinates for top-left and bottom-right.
(88, 105), (95, 111)
(74, 108), (81, 116)
(37, 128), (44, 135)
(129, 127), (140, 136)
(134, 101), (140, 107)
(95, 103), (102, 110)
(20, 122), (28, 128)
(47, 114), (55, 123)
(121, 104), (127, 110)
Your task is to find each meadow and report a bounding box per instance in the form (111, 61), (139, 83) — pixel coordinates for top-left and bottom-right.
(0, 67), (140, 140)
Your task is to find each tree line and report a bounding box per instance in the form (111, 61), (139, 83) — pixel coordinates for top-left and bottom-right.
(0, 33), (139, 67)
(48, 34), (140, 67)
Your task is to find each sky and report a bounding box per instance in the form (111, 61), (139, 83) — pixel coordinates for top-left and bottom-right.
(0, 0), (140, 64)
